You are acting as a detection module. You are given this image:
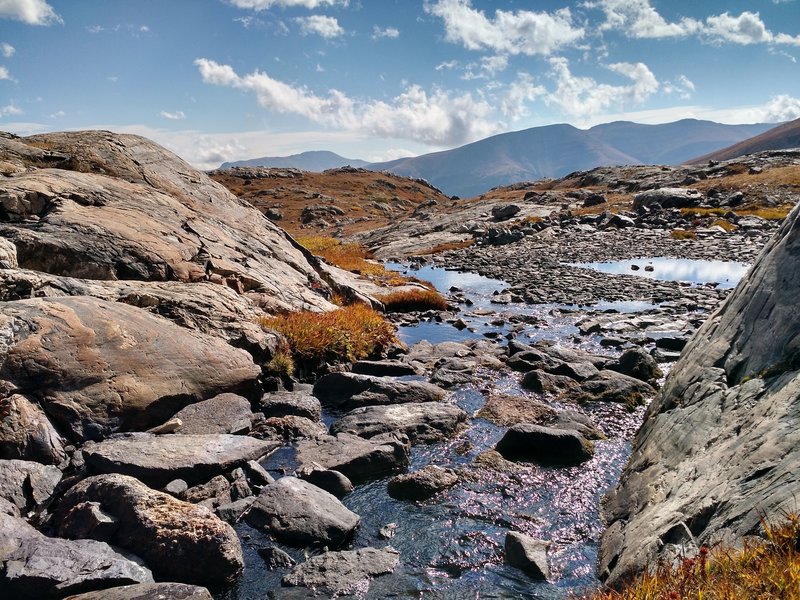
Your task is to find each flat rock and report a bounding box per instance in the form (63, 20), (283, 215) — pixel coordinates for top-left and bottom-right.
(387, 465), (459, 501)
(250, 416), (327, 442)
(496, 424), (594, 465)
(575, 370), (656, 405)
(0, 394), (66, 464)
(295, 433), (409, 483)
(55, 474), (243, 587)
(282, 547), (399, 594)
(0, 296), (262, 442)
(607, 348), (663, 384)
(476, 394), (557, 427)
(0, 459), (62, 512)
(260, 391), (321, 421)
(505, 532), (550, 580)
(296, 466), (354, 498)
(82, 432), (278, 487)
(63, 583), (213, 600)
(330, 402), (467, 443)
(521, 370), (581, 396)
(167, 393), (253, 435)
(313, 372), (446, 410)
(352, 360), (418, 377)
(0, 512), (153, 597)
(245, 477), (359, 548)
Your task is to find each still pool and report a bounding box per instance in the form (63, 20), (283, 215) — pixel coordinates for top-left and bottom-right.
(571, 257), (750, 289)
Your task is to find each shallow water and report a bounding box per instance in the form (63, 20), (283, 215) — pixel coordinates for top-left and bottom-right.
(571, 257), (749, 289)
(218, 264), (648, 599)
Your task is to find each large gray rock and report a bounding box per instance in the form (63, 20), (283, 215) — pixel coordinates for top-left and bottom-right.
(504, 532), (550, 580)
(575, 370), (656, 405)
(63, 583), (213, 600)
(54, 474), (243, 587)
(295, 433), (409, 483)
(260, 391), (321, 421)
(82, 433), (278, 487)
(0, 131), (338, 313)
(329, 402), (467, 443)
(167, 393), (253, 435)
(0, 296), (262, 442)
(387, 465), (459, 501)
(282, 547), (399, 594)
(495, 424), (594, 465)
(0, 512), (153, 597)
(245, 477), (359, 548)
(599, 202), (800, 586)
(0, 459), (62, 512)
(632, 187), (703, 209)
(0, 394), (66, 464)
(313, 372), (446, 410)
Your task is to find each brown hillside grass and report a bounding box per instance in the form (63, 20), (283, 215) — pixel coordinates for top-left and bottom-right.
(379, 289), (449, 312)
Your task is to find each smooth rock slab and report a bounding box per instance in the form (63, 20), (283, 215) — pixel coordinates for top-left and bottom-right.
(0, 394), (66, 464)
(330, 402), (467, 443)
(496, 424), (594, 465)
(282, 547), (399, 594)
(167, 393), (253, 435)
(63, 583), (213, 600)
(387, 465), (459, 501)
(575, 370), (656, 405)
(259, 391), (321, 421)
(295, 433), (409, 484)
(0, 296), (262, 442)
(0, 512), (153, 598)
(0, 459), (62, 512)
(313, 372), (446, 410)
(505, 532), (550, 580)
(245, 477), (359, 548)
(55, 474), (244, 587)
(82, 432), (278, 487)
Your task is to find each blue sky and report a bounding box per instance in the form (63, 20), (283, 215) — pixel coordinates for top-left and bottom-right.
(1, 0), (799, 168)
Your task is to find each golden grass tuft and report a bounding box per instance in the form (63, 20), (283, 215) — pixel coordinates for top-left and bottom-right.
(265, 346), (295, 378)
(259, 304), (396, 364)
(671, 229), (697, 240)
(737, 205), (794, 220)
(378, 288), (449, 312)
(584, 513), (800, 600)
(297, 236), (385, 277)
(413, 240), (475, 255)
(712, 219), (738, 232)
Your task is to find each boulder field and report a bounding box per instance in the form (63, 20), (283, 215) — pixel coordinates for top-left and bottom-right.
(599, 202), (800, 585)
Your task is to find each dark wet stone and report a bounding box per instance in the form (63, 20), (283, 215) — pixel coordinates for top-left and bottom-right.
(496, 424), (594, 465)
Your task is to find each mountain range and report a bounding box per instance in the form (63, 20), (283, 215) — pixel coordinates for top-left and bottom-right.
(220, 119), (778, 198)
(691, 116), (800, 164)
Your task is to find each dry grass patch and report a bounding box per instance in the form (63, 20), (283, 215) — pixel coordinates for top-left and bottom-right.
(297, 236), (385, 277)
(584, 514), (800, 600)
(737, 205), (794, 220)
(259, 304), (396, 364)
(671, 229), (697, 240)
(378, 288), (449, 312)
(713, 219), (737, 232)
(413, 240), (475, 255)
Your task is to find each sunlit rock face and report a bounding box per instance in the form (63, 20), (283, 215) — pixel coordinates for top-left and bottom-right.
(599, 202), (800, 586)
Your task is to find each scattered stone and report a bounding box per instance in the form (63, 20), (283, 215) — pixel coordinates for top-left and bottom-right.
(295, 433), (410, 484)
(505, 532), (550, 580)
(313, 373), (446, 410)
(387, 465), (459, 501)
(166, 393), (254, 435)
(82, 432), (278, 487)
(521, 370), (581, 395)
(258, 547), (296, 570)
(260, 391), (321, 421)
(282, 547), (399, 594)
(0, 459), (62, 512)
(352, 360), (419, 377)
(296, 466), (354, 498)
(492, 204), (521, 221)
(250, 416), (327, 442)
(330, 402), (468, 444)
(55, 474), (244, 586)
(496, 424), (594, 465)
(0, 394), (66, 464)
(575, 371), (656, 405)
(607, 348), (663, 384)
(245, 477), (360, 548)
(63, 583), (213, 600)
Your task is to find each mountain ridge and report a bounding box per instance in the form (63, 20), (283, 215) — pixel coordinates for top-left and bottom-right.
(221, 150), (368, 171)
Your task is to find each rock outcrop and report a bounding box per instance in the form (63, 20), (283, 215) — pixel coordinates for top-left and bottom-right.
(599, 202), (800, 585)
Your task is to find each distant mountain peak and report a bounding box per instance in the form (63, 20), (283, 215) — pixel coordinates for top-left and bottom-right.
(219, 150), (368, 171)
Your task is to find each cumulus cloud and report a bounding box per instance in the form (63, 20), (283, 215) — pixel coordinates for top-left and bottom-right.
(587, 1), (800, 46)
(663, 75), (695, 100)
(461, 54), (509, 80)
(1, 42), (15, 57)
(195, 57), (501, 146)
(371, 25), (399, 39)
(758, 94), (800, 121)
(0, 0), (61, 25)
(545, 57), (659, 118)
(226, 0), (348, 10)
(0, 103), (22, 116)
(499, 72), (546, 120)
(424, 0), (584, 56)
(0, 66), (12, 80)
(160, 110), (187, 120)
(295, 15), (344, 38)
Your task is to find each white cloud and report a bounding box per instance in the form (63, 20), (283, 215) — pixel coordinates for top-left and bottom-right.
(160, 110), (187, 120)
(49, 109), (64, 118)
(461, 54), (509, 80)
(367, 148), (416, 162)
(585, 0), (701, 38)
(756, 94), (800, 121)
(544, 57), (659, 120)
(588, 1), (800, 46)
(0, 104), (22, 116)
(295, 15), (344, 38)
(371, 25), (399, 39)
(663, 75), (695, 100)
(226, 0), (348, 10)
(0, 0), (61, 25)
(499, 72), (546, 120)
(425, 0), (584, 56)
(195, 57), (501, 146)
(0, 66), (12, 80)
(1, 42), (15, 57)
(435, 60), (459, 71)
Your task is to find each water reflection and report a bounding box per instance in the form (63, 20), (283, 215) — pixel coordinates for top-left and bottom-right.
(571, 257), (749, 289)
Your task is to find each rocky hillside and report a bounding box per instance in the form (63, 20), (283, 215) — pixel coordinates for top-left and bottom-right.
(691, 116), (800, 164)
(598, 199), (800, 585)
(209, 165), (452, 238)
